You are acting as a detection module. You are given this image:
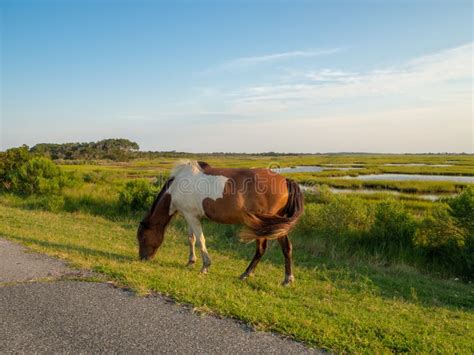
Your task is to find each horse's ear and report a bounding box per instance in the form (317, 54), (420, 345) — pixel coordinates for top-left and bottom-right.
(197, 161), (210, 170)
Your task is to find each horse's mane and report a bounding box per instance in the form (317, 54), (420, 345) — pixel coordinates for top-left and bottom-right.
(142, 177), (175, 224)
(170, 159), (209, 177)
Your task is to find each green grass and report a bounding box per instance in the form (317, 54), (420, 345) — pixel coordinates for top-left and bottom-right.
(0, 204), (473, 353)
(290, 174), (469, 194)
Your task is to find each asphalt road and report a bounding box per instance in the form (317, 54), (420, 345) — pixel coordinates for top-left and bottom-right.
(0, 238), (317, 353)
(0, 239), (76, 283)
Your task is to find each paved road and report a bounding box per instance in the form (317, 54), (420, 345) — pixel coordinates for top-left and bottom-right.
(0, 239), (77, 283)
(0, 238), (317, 353)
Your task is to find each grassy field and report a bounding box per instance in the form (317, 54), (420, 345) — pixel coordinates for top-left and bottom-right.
(1, 153), (473, 353)
(1, 204), (473, 353)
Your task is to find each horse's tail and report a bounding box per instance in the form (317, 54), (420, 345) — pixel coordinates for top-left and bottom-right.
(240, 179), (304, 241)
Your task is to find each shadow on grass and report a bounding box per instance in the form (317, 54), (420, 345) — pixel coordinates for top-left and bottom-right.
(6, 234), (135, 263)
(62, 195), (143, 222)
(10, 192), (145, 224)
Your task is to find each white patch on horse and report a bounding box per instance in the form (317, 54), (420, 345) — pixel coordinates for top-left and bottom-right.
(168, 160), (228, 217)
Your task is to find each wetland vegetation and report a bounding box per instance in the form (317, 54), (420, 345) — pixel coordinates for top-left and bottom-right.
(1, 143), (473, 352)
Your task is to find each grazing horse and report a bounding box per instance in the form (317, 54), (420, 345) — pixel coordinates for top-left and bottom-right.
(137, 160), (304, 285)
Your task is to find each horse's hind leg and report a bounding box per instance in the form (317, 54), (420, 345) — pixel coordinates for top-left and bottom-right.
(240, 238), (267, 280)
(278, 236), (294, 286)
(186, 226), (197, 267)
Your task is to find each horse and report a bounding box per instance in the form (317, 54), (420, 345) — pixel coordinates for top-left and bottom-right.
(137, 160), (304, 285)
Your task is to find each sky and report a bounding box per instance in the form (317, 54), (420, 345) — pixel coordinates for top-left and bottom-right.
(1, 0), (473, 153)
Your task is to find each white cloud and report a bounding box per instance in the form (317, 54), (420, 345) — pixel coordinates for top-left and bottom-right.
(128, 43), (473, 152)
(167, 42), (472, 153)
(205, 48), (342, 73)
(230, 42), (473, 106)
(305, 69), (360, 83)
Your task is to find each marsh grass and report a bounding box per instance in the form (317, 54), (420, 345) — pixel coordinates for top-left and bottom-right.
(292, 175), (468, 194)
(58, 153), (474, 178)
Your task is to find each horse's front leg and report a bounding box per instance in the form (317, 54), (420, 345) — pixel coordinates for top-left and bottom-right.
(186, 226), (197, 267)
(186, 216), (211, 274)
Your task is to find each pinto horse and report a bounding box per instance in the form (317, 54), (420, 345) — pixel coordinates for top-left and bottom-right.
(137, 160), (304, 285)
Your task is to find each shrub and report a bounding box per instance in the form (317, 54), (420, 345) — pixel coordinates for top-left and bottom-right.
(415, 206), (466, 249)
(12, 157), (68, 195)
(447, 187), (474, 234)
(368, 200), (417, 255)
(415, 206), (471, 279)
(316, 195), (373, 240)
(17, 158), (58, 193)
(294, 195), (376, 260)
(118, 179), (158, 211)
(0, 145), (31, 190)
(1, 147), (76, 196)
(295, 202), (323, 235)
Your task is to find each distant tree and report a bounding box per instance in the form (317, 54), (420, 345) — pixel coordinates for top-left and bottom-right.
(30, 138), (140, 161)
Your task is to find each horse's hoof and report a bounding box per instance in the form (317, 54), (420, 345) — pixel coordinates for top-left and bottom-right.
(239, 272), (251, 280)
(200, 267), (209, 274)
(186, 260), (196, 267)
(281, 275), (295, 286)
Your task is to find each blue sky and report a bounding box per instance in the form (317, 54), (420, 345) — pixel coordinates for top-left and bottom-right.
(1, 0), (473, 152)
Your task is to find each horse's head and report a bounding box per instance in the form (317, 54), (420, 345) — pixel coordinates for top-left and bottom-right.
(137, 220), (165, 261)
(136, 178), (175, 261)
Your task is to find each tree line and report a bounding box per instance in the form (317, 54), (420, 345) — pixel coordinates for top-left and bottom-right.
(30, 138), (139, 161)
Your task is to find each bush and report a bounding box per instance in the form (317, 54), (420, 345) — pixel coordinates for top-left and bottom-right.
(447, 187), (474, 235)
(316, 195), (373, 240)
(13, 158), (65, 195)
(295, 203), (323, 235)
(294, 194), (373, 259)
(415, 206), (466, 249)
(118, 179), (158, 211)
(368, 200), (417, 255)
(0, 145), (31, 190)
(1, 147), (73, 196)
(415, 206), (471, 279)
